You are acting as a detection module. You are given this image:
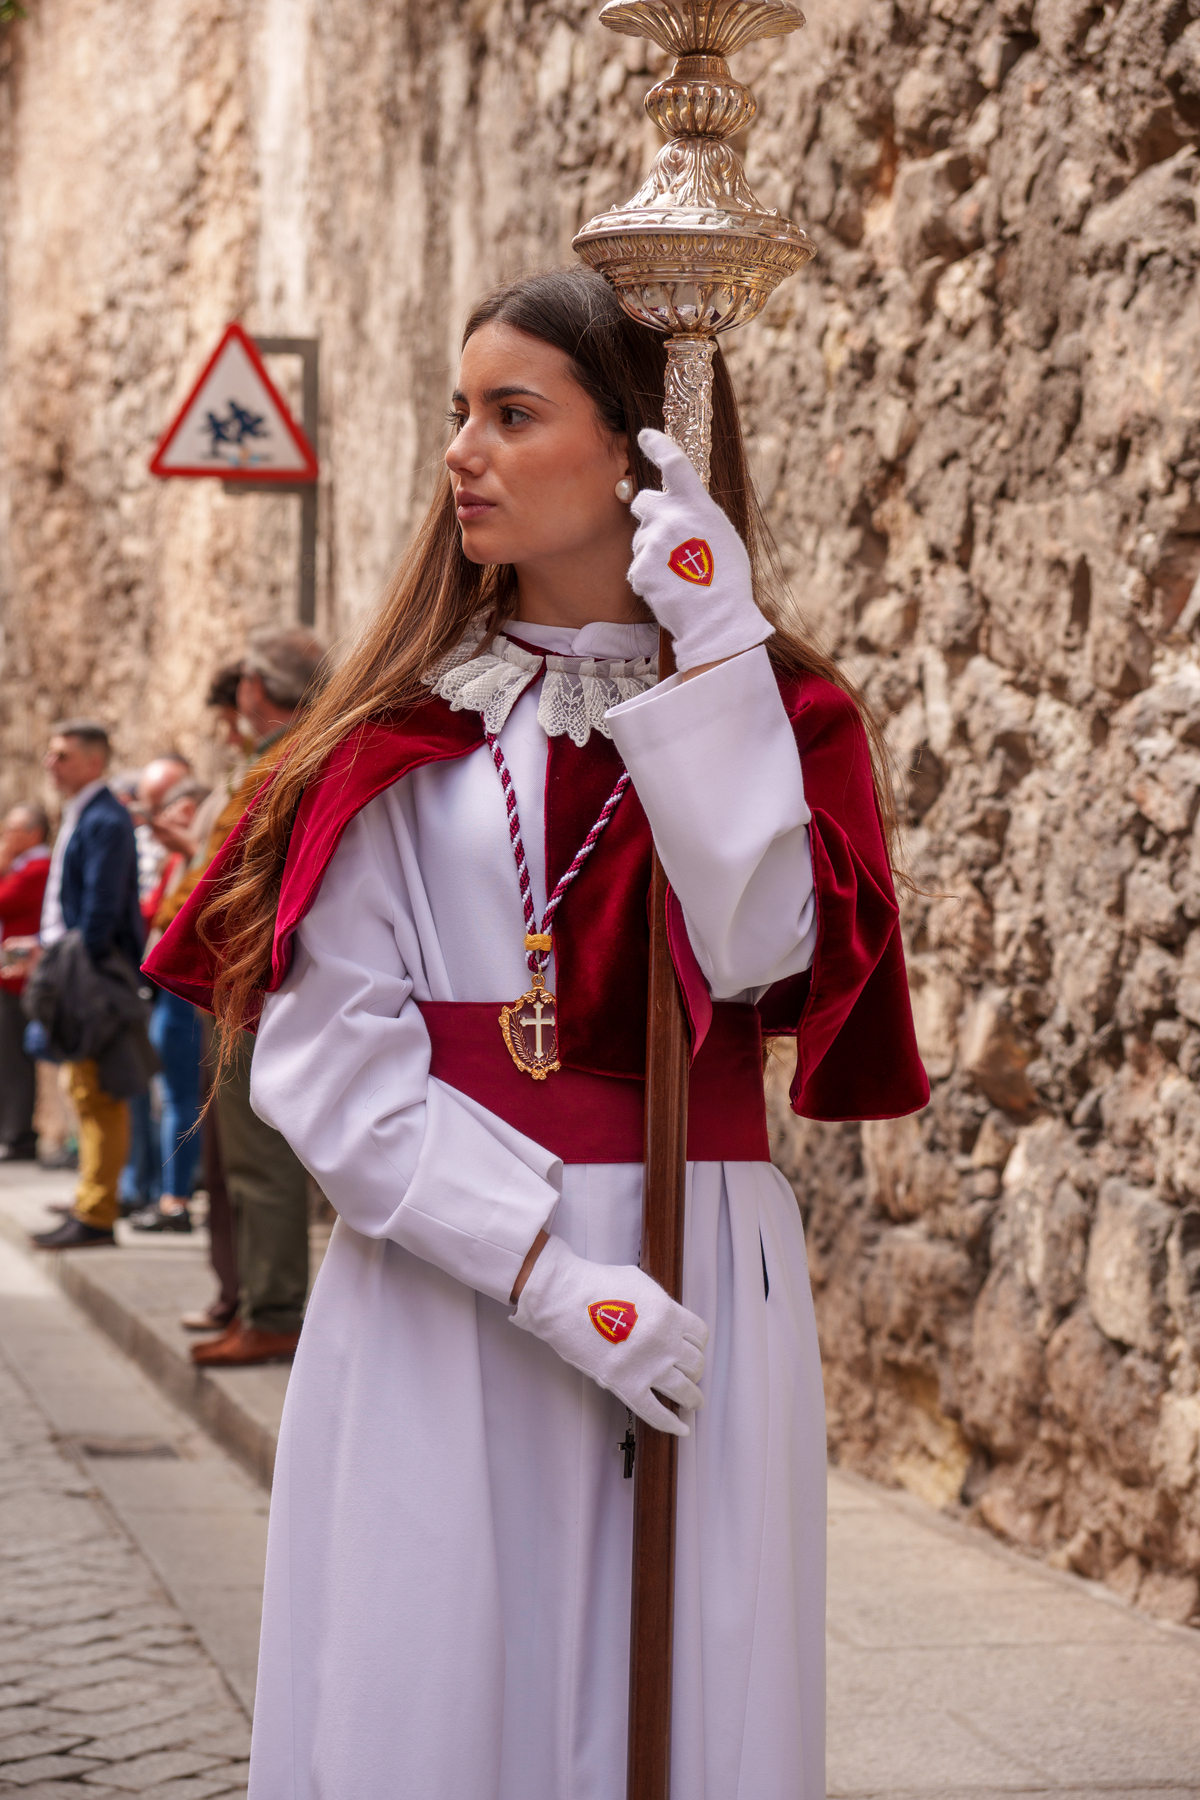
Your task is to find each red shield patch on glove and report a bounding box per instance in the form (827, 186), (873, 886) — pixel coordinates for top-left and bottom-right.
(668, 538), (714, 585)
(588, 1300), (638, 1343)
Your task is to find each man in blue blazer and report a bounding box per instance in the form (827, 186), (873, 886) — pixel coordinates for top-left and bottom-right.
(31, 720), (145, 1250)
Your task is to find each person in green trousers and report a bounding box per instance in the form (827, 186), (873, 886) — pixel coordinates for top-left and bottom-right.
(185, 629), (329, 1367)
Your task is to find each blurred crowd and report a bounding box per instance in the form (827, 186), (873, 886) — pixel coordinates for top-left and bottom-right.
(0, 626), (330, 1368)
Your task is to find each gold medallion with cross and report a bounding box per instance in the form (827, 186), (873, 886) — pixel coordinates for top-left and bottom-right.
(500, 938), (561, 1079)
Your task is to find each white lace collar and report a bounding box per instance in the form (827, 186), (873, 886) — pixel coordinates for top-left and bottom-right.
(422, 624), (658, 745)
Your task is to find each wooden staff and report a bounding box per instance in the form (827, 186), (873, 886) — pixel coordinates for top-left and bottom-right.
(573, 4), (814, 1793)
(627, 626), (690, 1800)
(625, 336), (715, 1798)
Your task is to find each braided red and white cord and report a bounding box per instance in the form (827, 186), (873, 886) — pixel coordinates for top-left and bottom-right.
(485, 729), (630, 977)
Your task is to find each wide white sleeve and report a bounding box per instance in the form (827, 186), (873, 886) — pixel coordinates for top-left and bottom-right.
(249, 800), (562, 1304)
(606, 645), (816, 999)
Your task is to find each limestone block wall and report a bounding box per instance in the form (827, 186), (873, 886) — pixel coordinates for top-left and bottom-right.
(3, 0), (1200, 1619)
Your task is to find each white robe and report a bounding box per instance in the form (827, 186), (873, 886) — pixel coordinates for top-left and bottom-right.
(246, 628), (828, 1800)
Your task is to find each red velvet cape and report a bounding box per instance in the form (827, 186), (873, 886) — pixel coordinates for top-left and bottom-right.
(145, 669), (929, 1122)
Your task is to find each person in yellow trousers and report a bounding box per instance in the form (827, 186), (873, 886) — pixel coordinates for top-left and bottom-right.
(30, 721), (147, 1250)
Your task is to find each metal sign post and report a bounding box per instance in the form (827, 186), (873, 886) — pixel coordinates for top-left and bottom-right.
(225, 337), (320, 626)
(150, 323), (320, 626)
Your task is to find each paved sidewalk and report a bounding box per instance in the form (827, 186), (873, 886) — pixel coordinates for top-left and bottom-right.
(0, 1167), (302, 1487)
(0, 1240), (254, 1797)
(826, 1472), (1200, 1797)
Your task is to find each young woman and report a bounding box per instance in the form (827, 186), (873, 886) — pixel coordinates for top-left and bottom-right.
(148, 267), (927, 1800)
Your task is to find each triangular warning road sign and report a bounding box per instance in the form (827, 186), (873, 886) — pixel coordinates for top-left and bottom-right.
(150, 323), (317, 482)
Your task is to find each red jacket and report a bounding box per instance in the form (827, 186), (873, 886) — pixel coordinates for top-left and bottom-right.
(146, 671), (929, 1123)
(0, 849), (51, 994)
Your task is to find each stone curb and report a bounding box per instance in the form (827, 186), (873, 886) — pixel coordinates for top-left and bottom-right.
(0, 1204), (279, 1491)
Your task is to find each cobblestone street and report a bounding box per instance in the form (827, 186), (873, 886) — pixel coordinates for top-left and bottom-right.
(0, 1233), (253, 1799)
(0, 1355), (250, 1797)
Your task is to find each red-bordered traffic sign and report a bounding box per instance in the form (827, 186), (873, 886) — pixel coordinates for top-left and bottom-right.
(149, 322), (317, 483)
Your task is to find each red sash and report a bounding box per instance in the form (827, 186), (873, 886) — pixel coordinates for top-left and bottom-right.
(419, 998), (770, 1163)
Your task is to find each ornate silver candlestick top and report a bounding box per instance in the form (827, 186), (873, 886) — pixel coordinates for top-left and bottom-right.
(573, 0), (814, 483)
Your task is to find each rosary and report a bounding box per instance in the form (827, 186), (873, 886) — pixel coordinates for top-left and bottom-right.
(486, 729), (630, 1080)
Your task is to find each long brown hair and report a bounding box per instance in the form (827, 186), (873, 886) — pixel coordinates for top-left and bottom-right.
(201, 267), (899, 1063)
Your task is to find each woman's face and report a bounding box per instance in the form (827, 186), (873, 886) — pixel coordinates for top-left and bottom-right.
(445, 322), (633, 588)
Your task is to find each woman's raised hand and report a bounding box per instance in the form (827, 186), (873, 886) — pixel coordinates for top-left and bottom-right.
(510, 1233), (708, 1436)
(627, 427), (774, 673)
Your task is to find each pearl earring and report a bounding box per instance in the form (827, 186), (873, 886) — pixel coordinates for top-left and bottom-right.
(615, 476), (635, 503)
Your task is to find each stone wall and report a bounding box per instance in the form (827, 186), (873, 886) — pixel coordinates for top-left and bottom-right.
(3, 0), (1200, 1619)
(751, 0), (1200, 1625)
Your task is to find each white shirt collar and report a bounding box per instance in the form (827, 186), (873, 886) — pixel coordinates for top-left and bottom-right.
(40, 778), (111, 946)
(508, 620), (659, 661)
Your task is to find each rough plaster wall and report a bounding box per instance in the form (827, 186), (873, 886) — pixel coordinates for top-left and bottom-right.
(3, 0), (1200, 1617)
(0, 0), (654, 790)
(0, 2), (290, 788)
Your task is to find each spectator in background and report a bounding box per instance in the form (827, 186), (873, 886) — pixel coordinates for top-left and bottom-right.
(0, 804), (52, 1162)
(186, 1057), (237, 1330)
(31, 721), (146, 1250)
(206, 663), (247, 760)
(132, 776), (211, 1235)
(134, 757), (196, 924)
(151, 664), (245, 1328)
(112, 754), (189, 1214)
(112, 766), (167, 907)
(149, 671), (244, 869)
(180, 630), (329, 1365)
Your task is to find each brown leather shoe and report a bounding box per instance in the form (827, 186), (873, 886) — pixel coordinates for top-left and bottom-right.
(191, 1321), (300, 1366)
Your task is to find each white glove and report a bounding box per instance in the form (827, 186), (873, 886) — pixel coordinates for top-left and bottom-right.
(628, 427), (774, 672)
(511, 1233), (708, 1436)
